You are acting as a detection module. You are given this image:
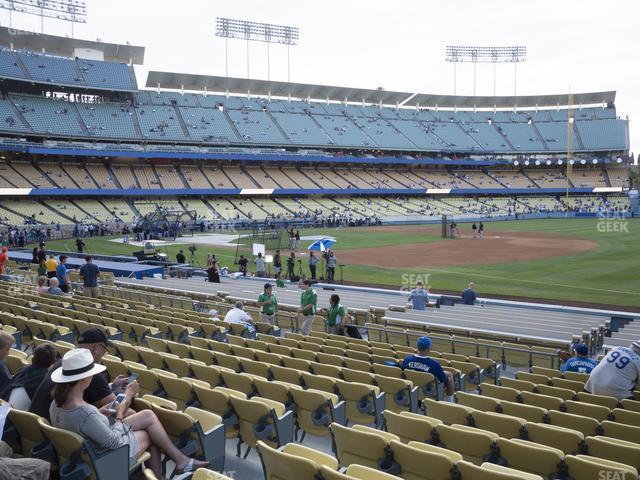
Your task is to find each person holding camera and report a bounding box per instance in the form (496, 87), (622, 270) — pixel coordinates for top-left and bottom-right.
(287, 252), (296, 280)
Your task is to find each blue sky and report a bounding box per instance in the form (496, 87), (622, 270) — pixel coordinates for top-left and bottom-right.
(1, 0), (637, 155)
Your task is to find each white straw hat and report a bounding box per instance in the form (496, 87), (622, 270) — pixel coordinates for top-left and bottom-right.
(51, 348), (106, 383)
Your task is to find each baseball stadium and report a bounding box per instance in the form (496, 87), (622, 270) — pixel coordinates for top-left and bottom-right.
(0, 2), (639, 480)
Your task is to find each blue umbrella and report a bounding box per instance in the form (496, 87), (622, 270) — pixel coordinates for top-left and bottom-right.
(307, 237), (336, 252)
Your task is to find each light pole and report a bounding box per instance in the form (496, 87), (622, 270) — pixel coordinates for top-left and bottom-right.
(215, 17), (299, 81)
(0, 0), (87, 37)
(445, 45), (526, 97)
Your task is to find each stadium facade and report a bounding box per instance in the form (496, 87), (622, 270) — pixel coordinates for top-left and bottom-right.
(0, 27), (632, 231)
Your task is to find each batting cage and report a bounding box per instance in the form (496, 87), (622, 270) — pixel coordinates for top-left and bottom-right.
(136, 209), (195, 240)
(233, 221), (286, 265)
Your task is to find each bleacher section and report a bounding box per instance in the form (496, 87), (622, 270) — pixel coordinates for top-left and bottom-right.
(136, 105), (186, 140)
(3, 192), (629, 226)
(10, 94), (85, 136)
(1, 240), (638, 480)
(76, 102), (137, 138)
(0, 49), (136, 90)
(179, 107), (239, 142)
(0, 48), (629, 152)
(0, 153), (630, 226)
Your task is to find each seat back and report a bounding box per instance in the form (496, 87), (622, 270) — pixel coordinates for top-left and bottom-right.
(229, 396), (284, 449)
(457, 460), (544, 479)
(290, 388), (343, 437)
(500, 401), (547, 423)
(472, 410), (525, 439)
(495, 437), (564, 478)
(383, 410), (441, 444)
(479, 383), (520, 402)
(330, 422), (392, 470)
(525, 422), (584, 454)
(435, 424), (498, 464)
(564, 454), (638, 480)
(423, 398), (474, 426)
(455, 391), (500, 412)
(585, 436), (640, 470)
(335, 379), (383, 426)
(7, 409), (47, 456)
(390, 439), (458, 480)
(546, 410), (599, 437)
(256, 441), (320, 480)
(38, 418), (94, 480)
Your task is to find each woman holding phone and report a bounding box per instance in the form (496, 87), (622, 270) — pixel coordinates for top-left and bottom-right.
(50, 349), (208, 477)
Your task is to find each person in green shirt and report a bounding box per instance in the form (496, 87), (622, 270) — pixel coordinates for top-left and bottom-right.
(322, 294), (346, 335)
(256, 283), (278, 325)
(275, 272), (285, 288)
(297, 279), (317, 335)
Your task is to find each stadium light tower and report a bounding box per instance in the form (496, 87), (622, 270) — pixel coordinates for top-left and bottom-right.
(0, 0), (87, 37)
(215, 17), (299, 81)
(445, 45), (526, 97)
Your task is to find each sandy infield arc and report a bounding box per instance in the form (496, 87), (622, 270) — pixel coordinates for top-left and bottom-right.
(337, 229), (598, 268)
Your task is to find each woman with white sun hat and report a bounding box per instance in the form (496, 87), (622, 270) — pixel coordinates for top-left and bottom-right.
(49, 349), (209, 477)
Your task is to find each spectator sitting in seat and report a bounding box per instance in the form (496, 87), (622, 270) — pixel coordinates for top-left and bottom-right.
(402, 336), (454, 401)
(560, 344), (598, 374)
(1, 343), (56, 410)
(30, 328), (127, 420)
(46, 277), (64, 296)
(584, 340), (640, 400)
(223, 301), (256, 334)
(50, 349), (209, 478)
(0, 331), (13, 394)
(36, 275), (48, 294)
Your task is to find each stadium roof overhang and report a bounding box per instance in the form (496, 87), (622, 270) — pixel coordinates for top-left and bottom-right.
(0, 26), (145, 64)
(145, 72), (616, 109)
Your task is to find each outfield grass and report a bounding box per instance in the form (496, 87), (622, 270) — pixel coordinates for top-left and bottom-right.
(33, 218), (640, 308)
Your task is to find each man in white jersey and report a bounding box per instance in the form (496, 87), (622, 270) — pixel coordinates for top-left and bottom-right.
(584, 340), (640, 400)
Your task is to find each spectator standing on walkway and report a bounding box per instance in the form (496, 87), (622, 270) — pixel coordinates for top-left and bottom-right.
(257, 283), (278, 325)
(254, 253), (267, 277)
(56, 255), (70, 293)
(297, 280), (318, 335)
(80, 256), (100, 298)
(408, 282), (429, 310)
(326, 250), (337, 283)
(461, 282), (477, 305)
(287, 252), (296, 279)
(45, 254), (58, 279)
(309, 251), (318, 280)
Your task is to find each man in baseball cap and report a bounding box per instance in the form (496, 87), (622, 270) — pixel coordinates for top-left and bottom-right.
(585, 340), (640, 400)
(30, 328), (128, 420)
(560, 344), (598, 374)
(401, 336), (455, 401)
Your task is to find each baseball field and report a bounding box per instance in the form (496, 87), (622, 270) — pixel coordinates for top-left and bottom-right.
(34, 217), (640, 309)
